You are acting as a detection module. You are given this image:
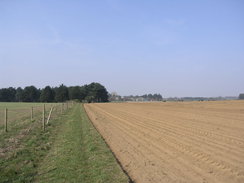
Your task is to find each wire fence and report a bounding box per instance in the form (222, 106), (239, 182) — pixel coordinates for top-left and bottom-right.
(0, 102), (73, 133)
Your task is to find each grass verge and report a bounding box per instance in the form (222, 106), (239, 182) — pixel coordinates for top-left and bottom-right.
(35, 104), (129, 183)
(0, 106), (68, 182)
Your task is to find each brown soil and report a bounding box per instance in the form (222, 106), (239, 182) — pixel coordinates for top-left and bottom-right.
(84, 101), (244, 183)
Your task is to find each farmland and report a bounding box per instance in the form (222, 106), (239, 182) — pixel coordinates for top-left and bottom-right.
(84, 100), (244, 183)
(0, 102), (58, 131)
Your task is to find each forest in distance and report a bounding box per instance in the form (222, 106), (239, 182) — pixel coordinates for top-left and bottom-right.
(0, 82), (109, 103)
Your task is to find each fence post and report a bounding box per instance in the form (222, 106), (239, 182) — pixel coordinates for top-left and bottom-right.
(46, 107), (53, 125)
(62, 103), (64, 113)
(31, 107), (33, 121)
(5, 108), (8, 132)
(43, 104), (45, 131)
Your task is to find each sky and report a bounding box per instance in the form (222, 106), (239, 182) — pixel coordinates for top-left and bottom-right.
(0, 0), (243, 97)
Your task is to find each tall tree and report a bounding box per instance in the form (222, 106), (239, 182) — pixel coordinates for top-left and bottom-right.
(85, 82), (108, 103)
(80, 85), (88, 101)
(40, 86), (54, 102)
(68, 86), (82, 100)
(0, 87), (16, 102)
(15, 87), (23, 102)
(55, 84), (69, 102)
(22, 86), (39, 102)
(153, 93), (163, 101)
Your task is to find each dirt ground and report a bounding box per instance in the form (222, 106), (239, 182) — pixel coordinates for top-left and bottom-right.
(84, 101), (244, 183)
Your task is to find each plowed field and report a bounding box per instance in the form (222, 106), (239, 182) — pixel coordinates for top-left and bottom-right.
(84, 101), (244, 183)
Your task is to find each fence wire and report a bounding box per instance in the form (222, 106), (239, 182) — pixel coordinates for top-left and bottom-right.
(0, 103), (72, 132)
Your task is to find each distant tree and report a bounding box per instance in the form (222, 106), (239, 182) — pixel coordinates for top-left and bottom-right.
(239, 93), (244, 100)
(80, 85), (88, 101)
(153, 93), (163, 101)
(40, 86), (54, 102)
(22, 86), (39, 102)
(9, 87), (16, 101)
(148, 94), (153, 100)
(55, 84), (69, 102)
(85, 82), (108, 103)
(0, 87), (16, 102)
(68, 86), (82, 100)
(15, 87), (23, 102)
(94, 82), (109, 102)
(139, 93), (163, 101)
(0, 89), (8, 102)
(142, 94), (148, 98)
(0, 82), (110, 103)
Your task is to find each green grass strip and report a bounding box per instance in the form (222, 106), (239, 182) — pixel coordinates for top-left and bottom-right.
(0, 106), (67, 183)
(35, 104), (129, 183)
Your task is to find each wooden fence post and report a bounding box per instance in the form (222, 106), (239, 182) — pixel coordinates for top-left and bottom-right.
(43, 104), (45, 131)
(5, 108), (8, 132)
(31, 107), (33, 121)
(46, 107), (53, 125)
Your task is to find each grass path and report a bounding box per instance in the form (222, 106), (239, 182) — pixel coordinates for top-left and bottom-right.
(35, 104), (129, 183)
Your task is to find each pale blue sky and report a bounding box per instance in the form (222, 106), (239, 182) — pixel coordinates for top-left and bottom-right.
(0, 0), (243, 97)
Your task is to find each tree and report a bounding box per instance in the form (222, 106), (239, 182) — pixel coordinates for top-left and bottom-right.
(0, 82), (109, 103)
(142, 94), (148, 98)
(22, 86), (40, 102)
(68, 86), (82, 101)
(239, 93), (244, 100)
(15, 87), (23, 102)
(153, 93), (163, 101)
(80, 86), (88, 101)
(40, 86), (54, 102)
(8, 87), (16, 101)
(85, 83), (108, 103)
(55, 84), (69, 102)
(0, 87), (16, 102)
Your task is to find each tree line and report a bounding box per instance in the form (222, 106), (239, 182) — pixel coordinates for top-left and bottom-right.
(141, 94), (163, 101)
(109, 93), (163, 102)
(0, 82), (109, 103)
